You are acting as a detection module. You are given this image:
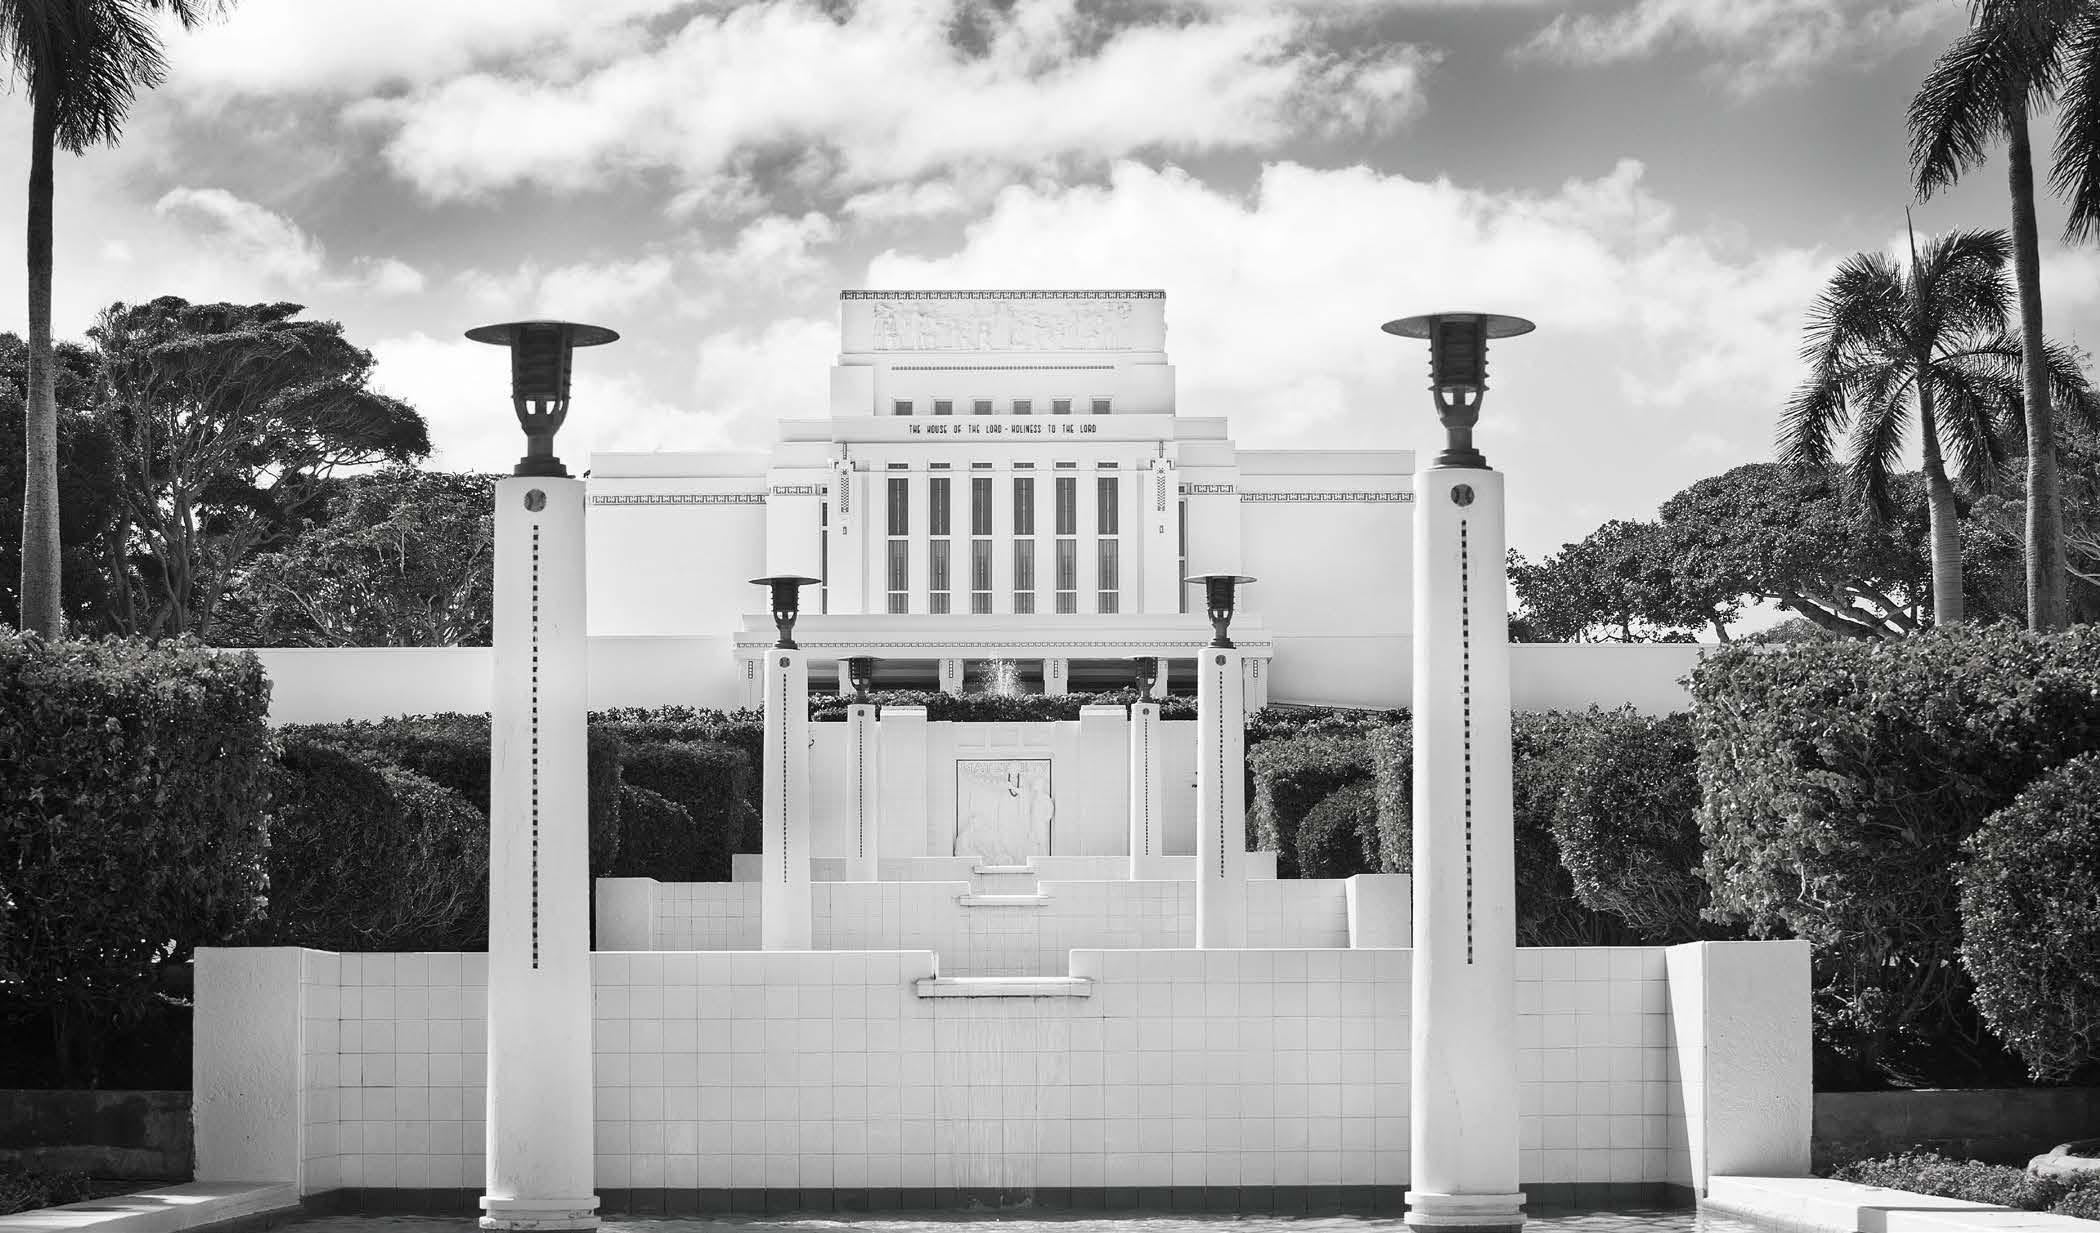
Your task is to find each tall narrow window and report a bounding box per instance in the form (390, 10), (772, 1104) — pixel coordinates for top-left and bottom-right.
(886, 477), (909, 614)
(928, 477), (951, 614)
(1054, 476), (1078, 614)
(1096, 475), (1120, 613)
(1178, 497), (1189, 614)
(1013, 476), (1036, 613)
(970, 476), (993, 613)
(819, 501), (830, 615)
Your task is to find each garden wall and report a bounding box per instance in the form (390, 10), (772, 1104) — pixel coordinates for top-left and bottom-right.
(240, 643), (1704, 724)
(0, 1089), (192, 1180)
(1812, 1088), (2100, 1169)
(193, 940), (1808, 1206)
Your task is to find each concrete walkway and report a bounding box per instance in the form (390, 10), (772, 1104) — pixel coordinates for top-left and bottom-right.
(0, 1182), (297, 1233)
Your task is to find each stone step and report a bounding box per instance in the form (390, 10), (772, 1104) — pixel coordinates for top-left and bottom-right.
(913, 976), (1094, 998)
(968, 865), (1040, 895)
(956, 892), (1051, 907)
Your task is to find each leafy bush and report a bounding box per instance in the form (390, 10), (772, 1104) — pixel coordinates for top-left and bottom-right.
(1297, 780), (1380, 879)
(0, 1166), (93, 1217)
(256, 734), (488, 951)
(1831, 1152), (2069, 1211)
(1368, 710), (1637, 945)
(308, 712), (625, 874)
(0, 634), (272, 1084)
(1690, 626), (2100, 1084)
(2057, 1181), (2100, 1220)
(1959, 751), (2100, 1082)
(1248, 729), (1374, 878)
(1247, 704), (1405, 747)
(1541, 708), (1709, 942)
(594, 706), (764, 825)
(614, 740), (755, 880)
(610, 784), (695, 882)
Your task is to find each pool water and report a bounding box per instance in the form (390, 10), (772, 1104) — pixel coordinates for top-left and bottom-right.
(280, 1211), (1768, 1233)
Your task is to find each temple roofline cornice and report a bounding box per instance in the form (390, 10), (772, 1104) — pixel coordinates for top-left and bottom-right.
(840, 289), (1165, 300)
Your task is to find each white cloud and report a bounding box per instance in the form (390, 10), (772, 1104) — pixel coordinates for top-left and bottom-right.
(344, 0), (1435, 200)
(153, 186), (426, 297)
(368, 332), (736, 471)
(1518, 0), (1955, 93)
(163, 0), (684, 99)
(860, 157), (1830, 548)
(691, 317), (841, 448)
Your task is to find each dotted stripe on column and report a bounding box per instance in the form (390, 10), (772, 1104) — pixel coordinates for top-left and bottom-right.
(1141, 711), (1152, 858)
(779, 660), (791, 884)
(530, 524), (542, 971)
(1459, 517), (1473, 965)
(855, 710), (867, 860)
(1215, 655), (1228, 879)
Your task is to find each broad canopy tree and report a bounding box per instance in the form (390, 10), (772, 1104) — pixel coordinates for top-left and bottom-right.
(88, 297), (429, 640)
(1508, 519), (1735, 643)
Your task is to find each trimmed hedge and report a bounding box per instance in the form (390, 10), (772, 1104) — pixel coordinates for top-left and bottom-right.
(1248, 729), (1374, 878)
(0, 634), (272, 1084)
(1959, 751), (2100, 1082)
(304, 712), (625, 875)
(1831, 1152), (2072, 1211)
(593, 706), (763, 827)
(1539, 708), (1708, 943)
(1297, 780), (1379, 879)
(1690, 626), (2100, 1083)
(614, 740), (755, 881)
(0, 1166), (93, 1218)
(258, 734), (488, 951)
(610, 784), (695, 882)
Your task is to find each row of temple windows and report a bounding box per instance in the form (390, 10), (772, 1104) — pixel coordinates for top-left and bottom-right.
(890, 397), (1111, 416)
(884, 475), (1121, 614)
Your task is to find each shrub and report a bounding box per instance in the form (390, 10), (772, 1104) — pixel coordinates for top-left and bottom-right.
(306, 712), (626, 875)
(1367, 711), (1636, 946)
(1959, 751), (2100, 1082)
(0, 1166), (93, 1217)
(0, 634), (272, 1084)
(1247, 704), (1405, 746)
(594, 706), (764, 826)
(610, 784), (695, 882)
(2057, 1181), (2100, 1220)
(1690, 626), (2100, 1083)
(1831, 1152), (2068, 1211)
(1297, 780), (1380, 879)
(1248, 729), (1374, 878)
(1541, 708), (1708, 943)
(614, 740), (755, 881)
(256, 734), (488, 951)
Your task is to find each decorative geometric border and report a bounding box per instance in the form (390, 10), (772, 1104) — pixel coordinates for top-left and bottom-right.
(889, 364), (1116, 372)
(770, 484), (823, 497)
(1183, 484), (1237, 495)
(842, 289), (1164, 300)
(1240, 491), (1415, 503)
(732, 638), (1273, 652)
(591, 493), (767, 506)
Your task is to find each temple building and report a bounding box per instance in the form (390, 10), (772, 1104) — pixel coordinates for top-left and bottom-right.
(585, 289), (1412, 708)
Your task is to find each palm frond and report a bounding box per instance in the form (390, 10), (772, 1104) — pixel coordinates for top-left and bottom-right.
(1925, 362), (2018, 489)
(1911, 23), (2026, 197)
(2050, 15), (2100, 240)
(1847, 377), (1913, 521)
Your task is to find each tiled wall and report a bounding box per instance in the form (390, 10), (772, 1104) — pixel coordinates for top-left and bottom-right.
(217, 944), (1706, 1196)
(625, 880), (1347, 975)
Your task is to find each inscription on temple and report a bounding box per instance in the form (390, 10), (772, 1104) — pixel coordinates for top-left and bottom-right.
(871, 299), (1135, 351)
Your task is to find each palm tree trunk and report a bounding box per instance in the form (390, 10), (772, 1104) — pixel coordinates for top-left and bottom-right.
(18, 87), (60, 638)
(2007, 104), (2065, 630)
(1918, 382), (1966, 625)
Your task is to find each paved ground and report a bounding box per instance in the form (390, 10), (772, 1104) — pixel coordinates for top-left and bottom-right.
(284, 1211), (1771, 1233)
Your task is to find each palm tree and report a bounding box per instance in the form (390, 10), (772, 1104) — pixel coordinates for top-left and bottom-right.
(3, 0), (215, 638)
(1910, 0), (2100, 630)
(1780, 227), (2095, 626)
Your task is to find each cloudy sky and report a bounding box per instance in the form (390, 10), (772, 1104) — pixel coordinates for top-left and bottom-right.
(0, 0), (2091, 564)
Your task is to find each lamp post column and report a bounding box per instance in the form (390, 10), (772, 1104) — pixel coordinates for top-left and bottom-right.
(1194, 646), (1247, 947)
(1386, 310), (1535, 1233)
(761, 649), (812, 947)
(1128, 658), (1167, 879)
(844, 660), (880, 883)
(467, 317), (617, 1233)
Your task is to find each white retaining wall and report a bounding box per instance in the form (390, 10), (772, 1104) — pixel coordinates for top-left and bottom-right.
(599, 877), (1359, 975)
(193, 940), (1807, 1197)
(239, 644), (1705, 724)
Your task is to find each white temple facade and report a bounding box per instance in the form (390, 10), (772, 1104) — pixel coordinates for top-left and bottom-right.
(585, 289), (1413, 708)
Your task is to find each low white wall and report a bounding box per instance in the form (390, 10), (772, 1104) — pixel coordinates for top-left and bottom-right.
(241, 644), (1707, 724)
(196, 942), (1825, 1195)
(602, 874), (1346, 975)
(1507, 645), (1705, 716)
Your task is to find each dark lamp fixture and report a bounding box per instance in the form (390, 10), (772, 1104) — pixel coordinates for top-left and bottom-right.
(1184, 573), (1256, 649)
(1131, 656), (1159, 697)
(465, 319), (620, 478)
(846, 657), (877, 700)
(749, 575), (820, 649)
(1381, 311), (1534, 469)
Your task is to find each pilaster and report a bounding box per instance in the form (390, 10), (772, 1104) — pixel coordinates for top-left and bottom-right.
(1128, 700), (1170, 876)
(1195, 647), (1247, 948)
(843, 702), (880, 881)
(761, 649), (812, 949)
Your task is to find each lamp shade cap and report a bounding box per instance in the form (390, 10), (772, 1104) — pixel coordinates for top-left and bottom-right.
(1183, 573), (1256, 585)
(748, 574), (822, 587)
(465, 320), (621, 347)
(1381, 312), (1535, 340)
